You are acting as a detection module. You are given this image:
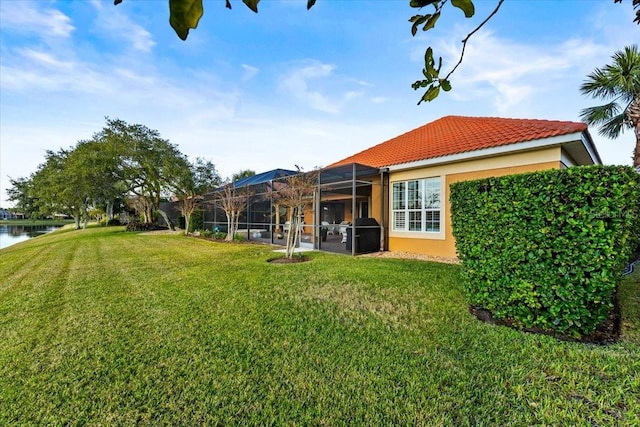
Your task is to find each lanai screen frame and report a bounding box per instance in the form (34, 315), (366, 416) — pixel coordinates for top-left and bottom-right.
(202, 169), (297, 238)
(201, 164), (385, 254)
(317, 163), (384, 255)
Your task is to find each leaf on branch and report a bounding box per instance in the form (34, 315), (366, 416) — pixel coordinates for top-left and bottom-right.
(410, 0), (439, 8)
(307, 0), (317, 10)
(410, 14), (429, 36)
(425, 46), (434, 66)
(169, 0), (204, 40)
(451, 0), (475, 18)
(440, 79), (452, 91)
(424, 12), (441, 31)
(113, 0), (123, 5)
(423, 47), (442, 78)
(242, 0), (260, 13)
(420, 85), (440, 104)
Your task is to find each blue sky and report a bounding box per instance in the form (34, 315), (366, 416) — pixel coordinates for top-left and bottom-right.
(0, 0), (637, 206)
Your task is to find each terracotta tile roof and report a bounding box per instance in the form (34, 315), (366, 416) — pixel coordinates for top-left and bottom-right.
(329, 115), (587, 168)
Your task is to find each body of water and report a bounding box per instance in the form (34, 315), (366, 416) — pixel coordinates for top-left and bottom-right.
(0, 225), (62, 250)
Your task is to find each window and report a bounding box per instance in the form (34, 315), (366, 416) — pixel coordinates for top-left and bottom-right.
(392, 177), (441, 233)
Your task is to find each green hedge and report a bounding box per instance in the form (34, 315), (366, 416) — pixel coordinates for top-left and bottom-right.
(188, 208), (203, 233)
(450, 165), (640, 337)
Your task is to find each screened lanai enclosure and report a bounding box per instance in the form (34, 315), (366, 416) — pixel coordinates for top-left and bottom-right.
(201, 163), (387, 255)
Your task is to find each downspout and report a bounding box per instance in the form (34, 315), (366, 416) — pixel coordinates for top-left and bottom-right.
(245, 184), (250, 241)
(352, 163), (357, 256)
(269, 179), (274, 245)
(379, 167), (388, 252)
(317, 171), (322, 251)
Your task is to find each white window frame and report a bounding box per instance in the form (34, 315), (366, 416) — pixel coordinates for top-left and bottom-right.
(392, 177), (442, 235)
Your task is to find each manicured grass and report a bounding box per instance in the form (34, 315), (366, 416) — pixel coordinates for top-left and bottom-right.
(1, 227), (638, 425)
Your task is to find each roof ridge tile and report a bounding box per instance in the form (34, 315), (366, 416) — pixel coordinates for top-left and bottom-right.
(328, 115), (587, 168)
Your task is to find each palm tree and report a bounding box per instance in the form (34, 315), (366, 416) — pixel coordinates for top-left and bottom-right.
(580, 45), (640, 169)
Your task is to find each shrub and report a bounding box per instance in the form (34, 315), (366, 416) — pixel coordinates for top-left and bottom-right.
(189, 209), (203, 233)
(125, 221), (162, 232)
(106, 218), (121, 226)
(450, 165), (640, 337)
(212, 231), (227, 240)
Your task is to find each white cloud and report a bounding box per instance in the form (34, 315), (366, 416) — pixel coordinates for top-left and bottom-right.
(0, 51), (109, 94)
(0, 1), (75, 38)
(92, 6), (156, 53)
(241, 64), (259, 82)
(19, 49), (74, 69)
(279, 61), (367, 114)
(280, 61), (340, 113)
(428, 30), (610, 114)
(160, 114), (406, 180)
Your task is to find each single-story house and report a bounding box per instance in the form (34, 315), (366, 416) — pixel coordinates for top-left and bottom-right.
(194, 115), (601, 258)
(324, 115), (601, 258)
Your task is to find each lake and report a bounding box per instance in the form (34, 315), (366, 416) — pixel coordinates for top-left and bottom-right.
(0, 225), (62, 250)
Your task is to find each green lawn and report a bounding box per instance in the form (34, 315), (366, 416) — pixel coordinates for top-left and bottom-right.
(1, 226), (638, 426)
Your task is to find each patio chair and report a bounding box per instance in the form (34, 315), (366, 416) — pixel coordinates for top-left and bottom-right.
(339, 221), (350, 243)
(321, 221), (332, 235)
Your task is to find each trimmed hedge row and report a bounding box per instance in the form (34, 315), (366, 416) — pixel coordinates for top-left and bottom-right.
(450, 165), (640, 337)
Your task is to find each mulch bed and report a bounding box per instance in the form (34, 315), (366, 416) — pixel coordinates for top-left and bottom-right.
(267, 256), (311, 264)
(469, 298), (621, 345)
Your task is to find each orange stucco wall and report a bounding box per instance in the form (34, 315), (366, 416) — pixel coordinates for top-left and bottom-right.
(388, 149), (563, 258)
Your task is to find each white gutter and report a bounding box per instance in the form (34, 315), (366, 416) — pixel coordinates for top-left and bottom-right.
(580, 129), (603, 165)
(386, 131), (597, 172)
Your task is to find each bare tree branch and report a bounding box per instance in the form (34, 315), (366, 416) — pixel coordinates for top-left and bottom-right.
(444, 0), (504, 81)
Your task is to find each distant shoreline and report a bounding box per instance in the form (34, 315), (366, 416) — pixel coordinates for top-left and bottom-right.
(0, 219), (74, 226)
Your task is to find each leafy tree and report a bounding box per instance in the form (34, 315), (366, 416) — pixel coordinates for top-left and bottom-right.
(231, 169), (256, 183)
(8, 142), (117, 226)
(71, 139), (125, 224)
(580, 45), (640, 169)
(92, 118), (191, 229)
(6, 176), (39, 219)
(216, 180), (252, 241)
(28, 148), (93, 229)
(191, 157), (222, 194)
(8, 118), (193, 230)
(114, 0), (639, 104)
(174, 158), (221, 235)
(271, 166), (319, 259)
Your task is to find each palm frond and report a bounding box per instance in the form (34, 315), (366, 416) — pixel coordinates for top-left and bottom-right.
(580, 68), (618, 98)
(580, 101), (622, 125)
(600, 115), (628, 139)
(581, 45), (640, 98)
(580, 45), (640, 139)
(580, 102), (630, 139)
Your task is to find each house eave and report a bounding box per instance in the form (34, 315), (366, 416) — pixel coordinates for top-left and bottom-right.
(385, 131), (600, 172)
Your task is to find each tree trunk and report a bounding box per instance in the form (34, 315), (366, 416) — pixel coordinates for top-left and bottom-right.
(627, 96), (640, 169)
(285, 207), (303, 259)
(285, 223), (295, 258)
(158, 209), (174, 230)
(226, 212), (235, 241)
(634, 121), (640, 169)
(184, 214), (191, 235)
(106, 201), (114, 221)
(293, 210), (302, 252)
